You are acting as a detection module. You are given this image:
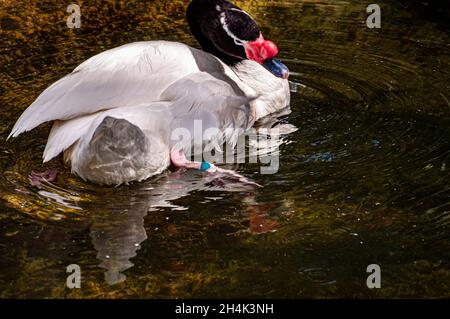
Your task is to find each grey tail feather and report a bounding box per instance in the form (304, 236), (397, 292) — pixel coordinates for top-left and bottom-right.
(88, 116), (149, 161)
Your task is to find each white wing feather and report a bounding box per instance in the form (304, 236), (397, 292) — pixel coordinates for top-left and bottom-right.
(8, 41), (202, 139)
(43, 71), (253, 163)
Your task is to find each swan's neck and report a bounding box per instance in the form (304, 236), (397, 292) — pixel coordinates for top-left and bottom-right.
(230, 60), (290, 121)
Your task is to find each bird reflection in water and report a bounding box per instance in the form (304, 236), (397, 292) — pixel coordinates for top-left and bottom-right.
(85, 115), (296, 285)
(86, 170), (263, 285)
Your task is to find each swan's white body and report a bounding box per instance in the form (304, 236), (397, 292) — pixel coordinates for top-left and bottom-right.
(9, 41), (290, 185)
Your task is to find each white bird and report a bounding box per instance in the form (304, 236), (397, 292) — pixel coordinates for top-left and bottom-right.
(8, 0), (290, 185)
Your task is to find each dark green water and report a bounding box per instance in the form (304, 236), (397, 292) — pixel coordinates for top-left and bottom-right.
(0, 0), (449, 298)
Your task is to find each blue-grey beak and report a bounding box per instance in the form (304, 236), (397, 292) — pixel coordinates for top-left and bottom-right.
(263, 58), (289, 79)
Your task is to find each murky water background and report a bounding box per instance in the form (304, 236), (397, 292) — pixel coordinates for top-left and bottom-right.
(0, 0), (449, 298)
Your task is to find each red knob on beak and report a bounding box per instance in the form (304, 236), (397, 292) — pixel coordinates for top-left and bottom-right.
(244, 34), (279, 64)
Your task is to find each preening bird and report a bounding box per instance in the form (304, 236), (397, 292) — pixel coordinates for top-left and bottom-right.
(8, 0), (290, 185)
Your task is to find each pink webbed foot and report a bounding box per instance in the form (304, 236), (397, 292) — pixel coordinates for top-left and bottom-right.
(28, 168), (58, 186)
(170, 148), (261, 188)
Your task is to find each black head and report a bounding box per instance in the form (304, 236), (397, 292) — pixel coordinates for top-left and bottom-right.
(186, 0), (289, 79)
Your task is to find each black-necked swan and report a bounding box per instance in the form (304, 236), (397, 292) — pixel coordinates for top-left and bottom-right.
(8, 0), (290, 185)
